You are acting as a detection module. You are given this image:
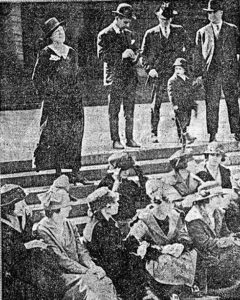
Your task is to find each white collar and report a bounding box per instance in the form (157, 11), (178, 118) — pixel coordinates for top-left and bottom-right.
(159, 23), (171, 38)
(177, 74), (188, 81)
(1, 215), (22, 232)
(112, 20), (121, 34)
(211, 21), (223, 30)
(48, 44), (70, 59)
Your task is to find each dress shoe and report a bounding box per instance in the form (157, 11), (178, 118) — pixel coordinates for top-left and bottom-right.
(126, 139), (140, 148)
(234, 133), (240, 142)
(69, 173), (94, 186)
(113, 141), (124, 150)
(150, 134), (159, 143)
(209, 133), (217, 142)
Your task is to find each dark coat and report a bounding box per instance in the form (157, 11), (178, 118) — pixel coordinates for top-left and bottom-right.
(2, 215), (63, 299)
(196, 163), (232, 189)
(168, 74), (197, 110)
(97, 21), (138, 85)
(33, 46), (84, 171)
(141, 24), (190, 80)
(194, 21), (240, 81)
(83, 212), (148, 298)
(97, 172), (150, 221)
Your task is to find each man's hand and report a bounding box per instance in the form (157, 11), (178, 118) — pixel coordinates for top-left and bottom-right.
(122, 49), (136, 60)
(149, 69), (158, 78)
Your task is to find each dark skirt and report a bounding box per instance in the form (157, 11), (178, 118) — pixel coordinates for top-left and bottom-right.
(34, 112), (84, 171)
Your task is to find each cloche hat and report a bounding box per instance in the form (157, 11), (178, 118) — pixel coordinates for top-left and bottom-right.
(43, 17), (66, 38)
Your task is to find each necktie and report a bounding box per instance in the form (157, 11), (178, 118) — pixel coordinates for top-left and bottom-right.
(215, 24), (220, 39)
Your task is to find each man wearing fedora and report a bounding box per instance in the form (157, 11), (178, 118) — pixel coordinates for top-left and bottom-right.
(194, 0), (240, 142)
(141, 2), (190, 143)
(97, 3), (140, 150)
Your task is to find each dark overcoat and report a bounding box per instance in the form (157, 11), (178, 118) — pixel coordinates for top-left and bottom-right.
(141, 24), (190, 81)
(194, 21), (240, 81)
(97, 22), (138, 85)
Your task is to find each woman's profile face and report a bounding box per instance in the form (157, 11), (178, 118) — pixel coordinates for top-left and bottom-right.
(51, 26), (65, 43)
(60, 205), (72, 219)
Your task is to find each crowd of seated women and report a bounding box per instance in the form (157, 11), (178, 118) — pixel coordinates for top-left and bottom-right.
(2, 141), (240, 300)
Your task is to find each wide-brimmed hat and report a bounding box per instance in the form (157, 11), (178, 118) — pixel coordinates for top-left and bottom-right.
(155, 2), (178, 19)
(195, 181), (225, 202)
(38, 175), (71, 210)
(87, 187), (118, 214)
(169, 148), (193, 169)
(108, 152), (135, 172)
(43, 17), (66, 38)
(203, 0), (223, 12)
(204, 142), (225, 161)
(112, 3), (136, 20)
(1, 184), (26, 207)
(173, 57), (188, 70)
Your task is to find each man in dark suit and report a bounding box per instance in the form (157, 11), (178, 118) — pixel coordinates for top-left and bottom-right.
(194, 0), (240, 142)
(97, 3), (140, 149)
(141, 2), (190, 143)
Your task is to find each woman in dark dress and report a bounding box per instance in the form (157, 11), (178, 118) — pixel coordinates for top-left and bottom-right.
(1, 184), (63, 300)
(83, 187), (158, 300)
(33, 17), (86, 184)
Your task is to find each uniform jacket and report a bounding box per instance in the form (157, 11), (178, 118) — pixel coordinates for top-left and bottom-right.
(163, 170), (202, 198)
(196, 163), (232, 189)
(97, 21), (138, 85)
(194, 21), (240, 78)
(141, 24), (190, 78)
(168, 74), (197, 110)
(185, 205), (231, 255)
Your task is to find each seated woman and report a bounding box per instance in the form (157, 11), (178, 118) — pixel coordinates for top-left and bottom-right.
(127, 179), (197, 299)
(98, 151), (150, 235)
(196, 142), (231, 188)
(1, 184), (63, 299)
(226, 169), (240, 232)
(36, 175), (117, 300)
(185, 181), (240, 295)
(83, 187), (158, 300)
(163, 149), (203, 211)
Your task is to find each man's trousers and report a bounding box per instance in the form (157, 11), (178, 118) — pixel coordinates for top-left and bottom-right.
(204, 72), (240, 136)
(109, 77), (137, 142)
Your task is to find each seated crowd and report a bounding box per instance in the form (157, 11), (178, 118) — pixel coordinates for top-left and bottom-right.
(2, 142), (240, 300)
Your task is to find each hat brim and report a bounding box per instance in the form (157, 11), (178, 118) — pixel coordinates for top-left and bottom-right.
(155, 10), (178, 17)
(204, 151), (224, 155)
(203, 8), (215, 12)
(195, 191), (226, 202)
(112, 11), (136, 19)
(45, 20), (66, 38)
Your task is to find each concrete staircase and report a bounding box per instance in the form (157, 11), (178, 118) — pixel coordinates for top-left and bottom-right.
(1, 141), (240, 232)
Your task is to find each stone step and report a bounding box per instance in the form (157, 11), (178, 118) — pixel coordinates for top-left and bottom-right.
(1, 150), (240, 188)
(1, 141), (240, 174)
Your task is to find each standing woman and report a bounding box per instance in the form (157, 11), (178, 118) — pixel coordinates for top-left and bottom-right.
(33, 17), (87, 184)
